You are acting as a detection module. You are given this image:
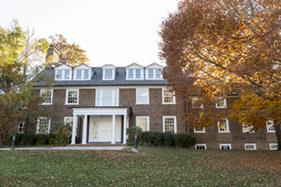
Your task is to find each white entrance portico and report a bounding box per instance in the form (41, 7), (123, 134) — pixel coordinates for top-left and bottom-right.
(71, 107), (130, 145)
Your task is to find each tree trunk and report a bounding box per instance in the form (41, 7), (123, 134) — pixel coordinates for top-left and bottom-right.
(183, 95), (190, 134)
(274, 122), (281, 150)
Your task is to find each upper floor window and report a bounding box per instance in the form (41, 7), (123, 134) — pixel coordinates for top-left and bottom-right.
(162, 88), (176, 104)
(146, 68), (162, 79)
(96, 88), (119, 106)
(217, 118), (230, 133)
(216, 97), (227, 108)
(37, 117), (51, 134)
(266, 120), (275, 133)
(194, 127), (206, 133)
(242, 124), (255, 133)
(40, 89), (53, 105)
(55, 69), (71, 80)
(74, 69), (90, 80)
(65, 89), (79, 105)
(192, 97), (203, 109)
(163, 116), (177, 133)
(136, 88), (149, 104)
(18, 122), (25, 133)
(127, 68), (143, 80)
(136, 116), (150, 131)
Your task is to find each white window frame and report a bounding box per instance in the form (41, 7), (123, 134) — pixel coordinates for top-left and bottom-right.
(219, 144), (232, 150)
(215, 96), (227, 109)
(40, 89), (53, 105)
(217, 118), (230, 133)
(74, 68), (91, 80)
(244, 143), (257, 151)
(65, 89), (79, 105)
(195, 144), (207, 150)
(194, 127), (206, 133)
(269, 143), (278, 150)
(54, 64), (72, 81)
(145, 68), (163, 80)
(162, 88), (176, 104)
(266, 120), (275, 133)
(192, 97), (204, 109)
(17, 122), (25, 134)
(36, 117), (51, 134)
(95, 88), (119, 106)
(103, 68), (115, 80)
(64, 117), (74, 126)
(136, 88), (149, 105)
(242, 125), (255, 133)
(136, 116), (150, 131)
(126, 68), (144, 80)
(163, 116), (177, 133)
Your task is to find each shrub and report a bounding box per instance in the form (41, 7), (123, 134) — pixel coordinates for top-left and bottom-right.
(127, 126), (143, 145)
(174, 134), (196, 148)
(49, 124), (72, 146)
(9, 133), (52, 146)
(162, 133), (175, 146)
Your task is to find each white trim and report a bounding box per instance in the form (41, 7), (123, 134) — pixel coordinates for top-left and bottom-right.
(72, 107), (128, 116)
(95, 88), (119, 106)
(102, 68), (115, 80)
(17, 122), (25, 133)
(195, 144), (207, 150)
(54, 64), (72, 81)
(136, 88), (149, 105)
(65, 89), (79, 105)
(244, 143), (257, 151)
(40, 89), (53, 105)
(242, 125), (255, 133)
(266, 120), (275, 133)
(73, 68), (91, 80)
(219, 144), (232, 150)
(34, 85), (168, 90)
(163, 116), (177, 133)
(145, 68), (163, 80)
(36, 117), (51, 134)
(217, 118), (230, 133)
(269, 143), (278, 150)
(162, 88), (176, 104)
(136, 116), (150, 131)
(215, 96), (227, 109)
(194, 127), (206, 133)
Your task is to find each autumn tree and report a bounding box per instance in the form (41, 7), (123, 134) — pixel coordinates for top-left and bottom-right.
(45, 34), (89, 66)
(160, 0), (281, 149)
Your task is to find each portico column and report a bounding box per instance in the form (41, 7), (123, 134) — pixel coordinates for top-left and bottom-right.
(123, 114), (127, 144)
(71, 115), (78, 145)
(82, 115), (88, 144)
(111, 114), (116, 144)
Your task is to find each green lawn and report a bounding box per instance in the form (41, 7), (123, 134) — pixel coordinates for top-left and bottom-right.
(0, 147), (280, 187)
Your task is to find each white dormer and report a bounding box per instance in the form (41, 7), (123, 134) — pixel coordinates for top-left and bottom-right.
(126, 63), (144, 80)
(145, 63), (164, 80)
(73, 64), (91, 80)
(102, 64), (116, 80)
(54, 64), (72, 81)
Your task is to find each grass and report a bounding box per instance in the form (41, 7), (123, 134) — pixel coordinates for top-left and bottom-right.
(0, 147), (280, 187)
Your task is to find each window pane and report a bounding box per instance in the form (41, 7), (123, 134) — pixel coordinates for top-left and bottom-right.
(18, 122), (25, 133)
(128, 69), (134, 79)
(68, 90), (78, 104)
(84, 69), (89, 79)
(65, 117), (73, 127)
(218, 119), (228, 132)
(135, 69), (141, 79)
(155, 69), (161, 78)
(76, 69), (82, 79)
(41, 90), (52, 104)
(64, 69), (70, 80)
(136, 117), (148, 131)
(38, 118), (49, 134)
(148, 69), (154, 79)
(56, 69), (63, 80)
(105, 69), (113, 79)
(165, 118), (175, 133)
(164, 89), (174, 103)
(102, 90), (113, 106)
(136, 88), (148, 104)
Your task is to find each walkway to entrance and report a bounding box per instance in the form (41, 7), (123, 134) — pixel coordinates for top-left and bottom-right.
(0, 146), (126, 151)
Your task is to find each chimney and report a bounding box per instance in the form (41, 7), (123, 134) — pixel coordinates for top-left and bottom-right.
(45, 44), (60, 65)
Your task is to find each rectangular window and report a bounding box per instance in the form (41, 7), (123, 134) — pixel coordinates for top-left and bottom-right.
(40, 89), (53, 105)
(55, 69), (71, 80)
(216, 97), (227, 108)
(242, 124), (255, 133)
(128, 69), (134, 79)
(55, 69), (63, 80)
(65, 89), (79, 105)
(192, 97), (203, 109)
(269, 143), (278, 150)
(217, 118), (230, 133)
(195, 144), (207, 150)
(18, 122), (25, 133)
(83, 69), (89, 80)
(244, 144), (257, 151)
(163, 116), (177, 133)
(136, 116), (150, 131)
(219, 144), (232, 150)
(96, 88), (118, 106)
(76, 69), (82, 80)
(64, 117), (74, 127)
(127, 68), (142, 80)
(37, 117), (50, 134)
(162, 88), (176, 104)
(135, 69), (141, 79)
(104, 69), (113, 80)
(155, 69), (161, 79)
(136, 88), (149, 104)
(194, 127), (206, 133)
(148, 69), (154, 79)
(74, 69), (90, 80)
(64, 69), (70, 80)
(266, 120), (275, 133)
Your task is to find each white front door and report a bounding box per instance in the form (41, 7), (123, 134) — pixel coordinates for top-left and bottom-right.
(89, 116), (122, 143)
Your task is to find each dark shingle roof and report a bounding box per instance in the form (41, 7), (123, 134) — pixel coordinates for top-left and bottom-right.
(33, 67), (169, 87)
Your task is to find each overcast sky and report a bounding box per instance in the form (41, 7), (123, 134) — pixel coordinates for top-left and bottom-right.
(0, 0), (179, 66)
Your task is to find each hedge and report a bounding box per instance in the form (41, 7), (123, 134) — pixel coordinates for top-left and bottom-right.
(129, 131), (196, 148)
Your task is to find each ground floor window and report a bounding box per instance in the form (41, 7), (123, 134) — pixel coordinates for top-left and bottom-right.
(37, 117), (51, 134)
(136, 116), (149, 131)
(64, 117), (74, 127)
(242, 125), (255, 133)
(195, 144), (207, 150)
(194, 127), (206, 133)
(269, 143), (278, 150)
(266, 120), (275, 133)
(244, 143), (257, 151)
(163, 116), (177, 133)
(18, 122), (25, 133)
(217, 118), (230, 133)
(219, 144), (232, 150)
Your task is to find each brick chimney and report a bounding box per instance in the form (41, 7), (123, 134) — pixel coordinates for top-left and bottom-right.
(45, 44), (60, 65)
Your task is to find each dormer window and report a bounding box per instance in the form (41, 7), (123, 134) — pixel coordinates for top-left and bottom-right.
(73, 64), (91, 80)
(54, 64), (72, 81)
(102, 64), (116, 80)
(126, 63), (144, 80)
(145, 63), (164, 80)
